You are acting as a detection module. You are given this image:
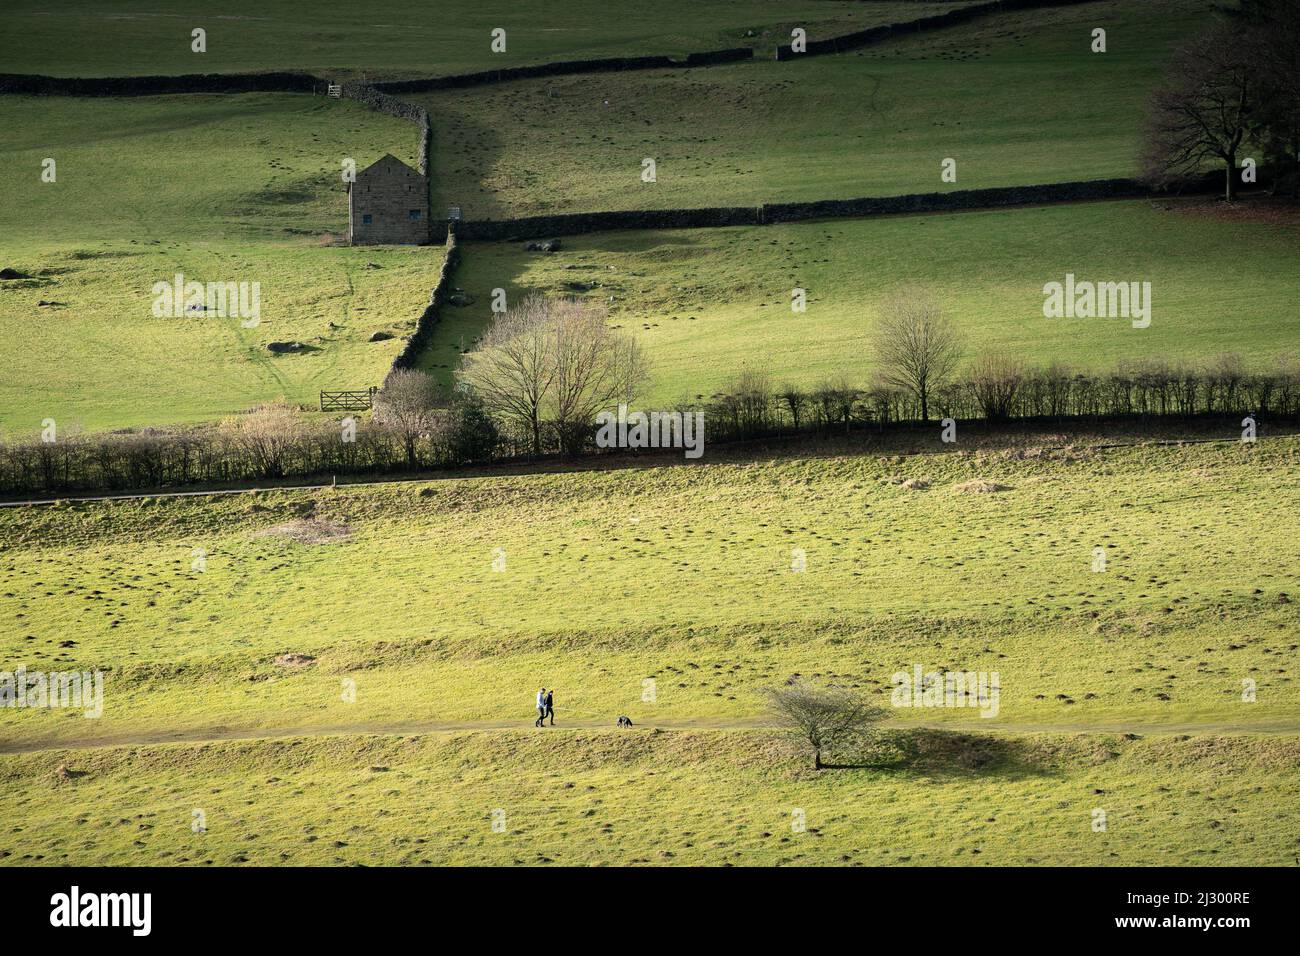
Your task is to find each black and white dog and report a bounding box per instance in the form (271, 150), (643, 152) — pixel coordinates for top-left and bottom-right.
(616, 715), (633, 728)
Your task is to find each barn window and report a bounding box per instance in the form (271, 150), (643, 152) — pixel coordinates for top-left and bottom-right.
(362, 214), (373, 225)
(408, 209), (422, 221)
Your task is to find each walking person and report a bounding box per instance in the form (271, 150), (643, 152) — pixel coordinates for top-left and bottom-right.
(534, 687), (547, 728)
(545, 688), (555, 726)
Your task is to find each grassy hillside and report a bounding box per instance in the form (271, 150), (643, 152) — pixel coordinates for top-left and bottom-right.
(420, 200), (1300, 402)
(4, 0), (1295, 873)
(0, 93), (433, 430)
(418, 0), (1215, 219)
(0, 1), (974, 79)
(0, 241), (438, 431)
(1, 438), (1296, 865)
(0, 94), (417, 243)
(1, 438), (1294, 750)
(3, 731), (1296, 866)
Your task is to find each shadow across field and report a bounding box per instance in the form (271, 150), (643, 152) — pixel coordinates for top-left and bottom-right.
(826, 729), (1058, 781)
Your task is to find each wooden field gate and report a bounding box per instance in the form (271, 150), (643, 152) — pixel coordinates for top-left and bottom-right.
(320, 387), (378, 411)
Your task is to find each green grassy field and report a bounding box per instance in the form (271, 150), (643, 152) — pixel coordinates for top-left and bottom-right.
(0, 94), (417, 244)
(3, 731), (1296, 865)
(0, 93), (434, 431)
(4, 0), (1297, 873)
(0, 0), (1273, 433)
(417, 0), (1214, 219)
(0, 1), (974, 79)
(0, 241), (437, 431)
(420, 200), (1300, 402)
(0, 438), (1296, 864)
(1, 438), (1294, 745)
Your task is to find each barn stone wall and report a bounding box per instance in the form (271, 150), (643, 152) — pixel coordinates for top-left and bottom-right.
(455, 172), (1229, 241)
(372, 47), (753, 94)
(391, 228), (461, 373)
(0, 71), (323, 96)
(773, 0), (1099, 59)
(337, 81), (431, 176)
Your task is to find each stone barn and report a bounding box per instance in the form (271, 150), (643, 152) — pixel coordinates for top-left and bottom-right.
(348, 154), (429, 245)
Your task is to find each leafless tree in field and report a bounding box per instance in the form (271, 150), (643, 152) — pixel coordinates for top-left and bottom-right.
(764, 680), (886, 770)
(458, 294), (648, 455)
(777, 382), (808, 430)
(1227, 0), (1300, 192)
(220, 401), (304, 479)
(871, 291), (962, 423)
(966, 353), (1025, 422)
(1142, 25), (1254, 201)
(458, 294), (557, 456)
(547, 298), (650, 455)
(373, 368), (445, 469)
(718, 367), (775, 437)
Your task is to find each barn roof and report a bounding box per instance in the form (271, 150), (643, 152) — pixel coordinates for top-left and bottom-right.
(356, 153), (423, 179)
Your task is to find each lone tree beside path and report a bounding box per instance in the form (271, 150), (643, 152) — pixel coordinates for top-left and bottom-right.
(764, 680), (886, 770)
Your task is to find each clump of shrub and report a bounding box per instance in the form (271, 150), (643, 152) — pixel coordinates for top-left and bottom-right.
(0, 372), (500, 496)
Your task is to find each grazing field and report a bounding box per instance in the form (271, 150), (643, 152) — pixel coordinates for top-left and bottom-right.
(418, 0), (1214, 219)
(4, 0), (1297, 879)
(0, 1), (974, 79)
(0, 438), (1294, 749)
(0, 94), (417, 243)
(0, 93), (432, 431)
(0, 241), (437, 431)
(3, 731), (1296, 866)
(0, 438), (1297, 865)
(419, 200), (1300, 402)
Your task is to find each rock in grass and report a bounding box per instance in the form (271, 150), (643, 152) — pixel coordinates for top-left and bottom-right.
(266, 341), (306, 354)
(524, 239), (561, 253)
(0, 268), (31, 280)
(368, 330), (394, 342)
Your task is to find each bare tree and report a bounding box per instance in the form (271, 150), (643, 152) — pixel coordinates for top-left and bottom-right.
(825, 377), (859, 433)
(220, 401), (304, 479)
(1230, 0), (1300, 193)
(459, 295), (647, 455)
(1142, 24), (1255, 201)
(547, 298), (650, 455)
(812, 377), (857, 430)
(966, 353), (1025, 422)
(871, 291), (962, 423)
(718, 367), (774, 438)
(777, 383), (808, 430)
(458, 294), (557, 455)
(373, 368), (445, 469)
(764, 680), (886, 770)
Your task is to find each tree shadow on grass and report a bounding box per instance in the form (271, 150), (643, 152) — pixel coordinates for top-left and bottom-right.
(821, 728), (1054, 782)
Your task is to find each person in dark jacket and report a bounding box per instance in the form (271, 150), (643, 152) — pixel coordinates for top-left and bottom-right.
(544, 689), (555, 726)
